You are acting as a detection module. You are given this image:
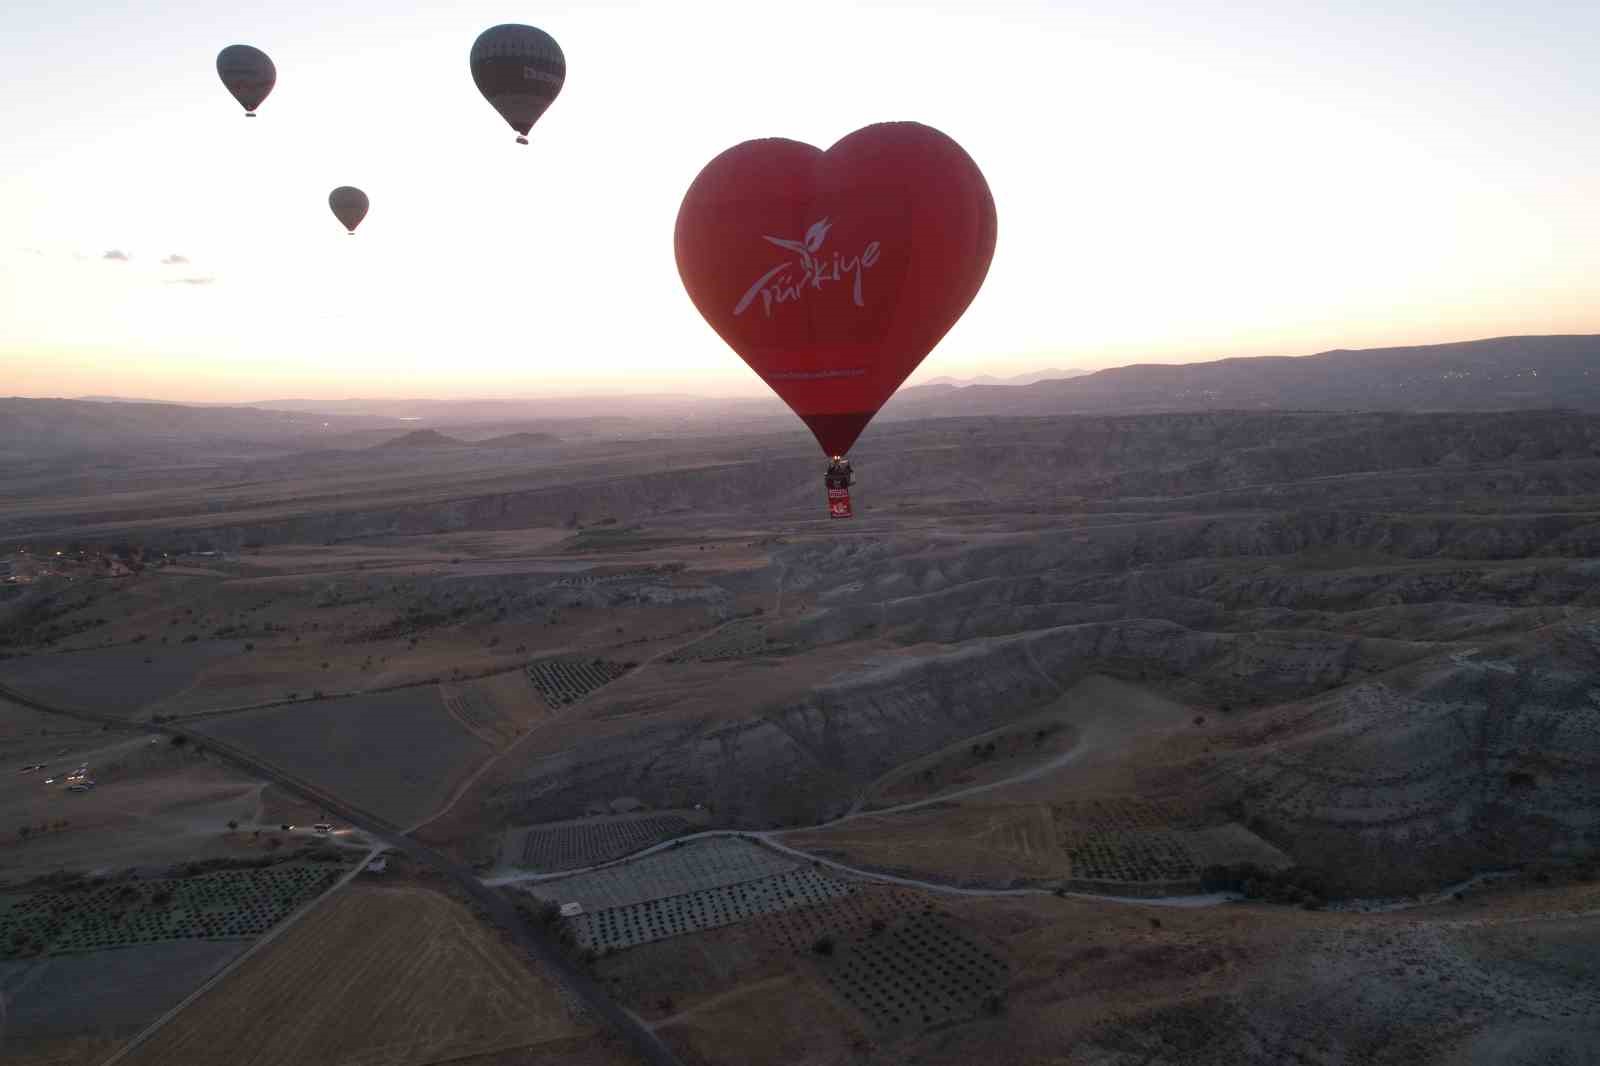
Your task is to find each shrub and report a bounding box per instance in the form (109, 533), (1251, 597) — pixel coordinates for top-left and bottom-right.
(811, 936), (834, 956)
(226, 819), (239, 831)
(170, 735), (187, 747)
(1202, 863), (1330, 905)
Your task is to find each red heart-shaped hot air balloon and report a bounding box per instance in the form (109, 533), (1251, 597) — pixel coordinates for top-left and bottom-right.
(675, 122), (996, 466)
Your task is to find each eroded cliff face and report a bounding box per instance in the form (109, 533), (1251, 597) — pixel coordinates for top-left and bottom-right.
(1213, 624), (1600, 895)
(482, 513), (1600, 895)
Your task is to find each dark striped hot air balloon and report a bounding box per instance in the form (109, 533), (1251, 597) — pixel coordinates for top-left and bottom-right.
(216, 45), (275, 117)
(328, 187), (369, 235)
(470, 25), (565, 145)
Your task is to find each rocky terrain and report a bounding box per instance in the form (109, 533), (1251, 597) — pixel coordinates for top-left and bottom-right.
(7, 407), (1600, 901)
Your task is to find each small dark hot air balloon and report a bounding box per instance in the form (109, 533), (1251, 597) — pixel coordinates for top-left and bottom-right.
(216, 45), (275, 117)
(470, 24), (565, 145)
(328, 187), (369, 235)
(675, 122), (997, 518)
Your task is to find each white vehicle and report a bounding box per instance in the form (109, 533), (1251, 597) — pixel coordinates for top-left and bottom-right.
(313, 823), (333, 835)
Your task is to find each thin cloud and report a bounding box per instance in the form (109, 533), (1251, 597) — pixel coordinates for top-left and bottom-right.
(165, 275), (216, 286)
(102, 249), (131, 261)
(160, 253), (189, 265)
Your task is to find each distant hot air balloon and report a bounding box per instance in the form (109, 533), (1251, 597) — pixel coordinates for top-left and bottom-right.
(216, 45), (276, 117)
(470, 24), (565, 145)
(328, 187), (369, 235)
(675, 122), (997, 518)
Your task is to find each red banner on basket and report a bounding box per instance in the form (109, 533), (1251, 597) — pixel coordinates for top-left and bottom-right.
(827, 485), (853, 519)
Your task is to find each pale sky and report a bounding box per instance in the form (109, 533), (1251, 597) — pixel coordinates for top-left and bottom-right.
(2, 0), (1597, 402)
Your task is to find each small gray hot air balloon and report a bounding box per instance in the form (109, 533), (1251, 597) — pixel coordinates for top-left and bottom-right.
(328, 187), (369, 235)
(217, 45), (276, 117)
(470, 25), (565, 144)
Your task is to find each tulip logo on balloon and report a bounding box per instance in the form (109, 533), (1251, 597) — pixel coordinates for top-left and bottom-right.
(734, 218), (882, 319)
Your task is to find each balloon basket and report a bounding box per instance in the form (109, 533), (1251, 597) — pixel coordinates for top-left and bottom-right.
(516, 136), (528, 145)
(826, 484), (853, 520)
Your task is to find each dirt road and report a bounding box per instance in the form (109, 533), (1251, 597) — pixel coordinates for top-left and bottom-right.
(0, 681), (682, 1066)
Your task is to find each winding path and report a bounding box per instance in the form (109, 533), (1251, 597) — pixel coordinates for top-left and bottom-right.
(484, 722), (1231, 910)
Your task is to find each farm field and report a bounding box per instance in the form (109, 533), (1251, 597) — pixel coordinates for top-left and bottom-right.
(119, 883), (624, 1066)
(665, 620), (792, 662)
(0, 860), (345, 957)
(191, 687), (493, 827)
(783, 805), (1068, 886)
(820, 909), (1010, 1035)
(524, 656), (633, 707)
(438, 669), (546, 748)
(524, 837), (795, 911)
(0, 641), (250, 718)
(502, 810), (703, 872)
(568, 865), (855, 952)
(0, 940), (247, 1062)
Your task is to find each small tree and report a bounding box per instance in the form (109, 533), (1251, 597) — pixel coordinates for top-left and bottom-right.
(811, 936), (834, 956)
(226, 819), (239, 831)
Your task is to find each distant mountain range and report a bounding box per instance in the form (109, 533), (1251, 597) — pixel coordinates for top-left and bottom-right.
(880, 334), (1600, 420)
(11, 334), (1596, 464)
(913, 368), (1087, 388)
(375, 429), (559, 449)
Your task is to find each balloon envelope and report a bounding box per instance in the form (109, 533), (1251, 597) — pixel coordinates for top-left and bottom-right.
(674, 122), (997, 458)
(470, 24), (565, 143)
(328, 187), (369, 234)
(216, 45), (275, 115)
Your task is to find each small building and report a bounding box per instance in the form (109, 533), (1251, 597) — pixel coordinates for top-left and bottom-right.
(366, 856), (388, 874)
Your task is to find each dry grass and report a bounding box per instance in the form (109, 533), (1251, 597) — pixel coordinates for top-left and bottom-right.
(440, 670), (546, 749)
(121, 884), (593, 1066)
(785, 806), (1066, 885)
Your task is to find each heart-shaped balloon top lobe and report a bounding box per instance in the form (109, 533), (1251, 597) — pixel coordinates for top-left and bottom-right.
(675, 122), (996, 457)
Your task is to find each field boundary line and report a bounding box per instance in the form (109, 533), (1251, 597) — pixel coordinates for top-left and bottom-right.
(96, 844), (381, 1066)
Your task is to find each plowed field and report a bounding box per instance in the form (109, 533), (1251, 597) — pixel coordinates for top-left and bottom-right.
(120, 884), (594, 1066)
